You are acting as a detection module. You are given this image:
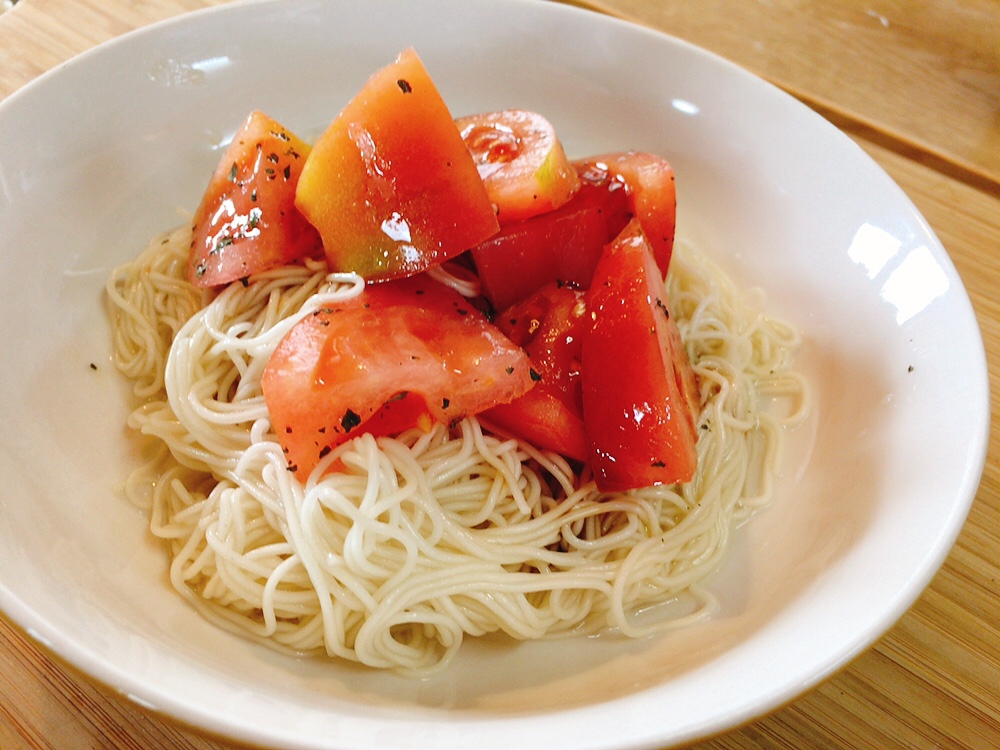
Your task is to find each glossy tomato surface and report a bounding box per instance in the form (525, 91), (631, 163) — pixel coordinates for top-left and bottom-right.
(496, 281), (587, 414)
(470, 163), (632, 311)
(295, 48), (498, 281)
(485, 282), (589, 460)
(576, 152), (677, 278)
(456, 109), (579, 225)
(581, 220), (699, 491)
(187, 110), (320, 287)
(261, 274), (535, 476)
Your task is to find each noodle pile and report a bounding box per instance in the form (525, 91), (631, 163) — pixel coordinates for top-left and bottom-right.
(105, 225), (807, 673)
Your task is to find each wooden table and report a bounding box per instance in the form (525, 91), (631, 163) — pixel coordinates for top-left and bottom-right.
(1, 1), (997, 748)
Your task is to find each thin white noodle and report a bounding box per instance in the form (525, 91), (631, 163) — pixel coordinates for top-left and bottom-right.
(105, 227), (808, 674)
(425, 259), (482, 299)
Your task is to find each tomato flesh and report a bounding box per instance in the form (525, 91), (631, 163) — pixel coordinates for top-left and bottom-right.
(576, 152), (677, 278)
(483, 282), (589, 460)
(262, 275), (535, 476)
(187, 110), (321, 287)
(456, 109), (580, 224)
(483, 390), (587, 463)
(496, 282), (587, 414)
(581, 219), (699, 491)
(355, 391), (433, 439)
(294, 48), (499, 281)
(470, 163), (632, 311)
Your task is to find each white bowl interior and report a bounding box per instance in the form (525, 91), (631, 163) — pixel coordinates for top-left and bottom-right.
(0, 1), (988, 749)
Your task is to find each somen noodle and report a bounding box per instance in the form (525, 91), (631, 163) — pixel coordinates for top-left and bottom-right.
(105, 224), (807, 674)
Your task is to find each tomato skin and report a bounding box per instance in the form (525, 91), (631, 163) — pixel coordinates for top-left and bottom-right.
(483, 390), (588, 462)
(470, 163), (632, 311)
(294, 48), (499, 282)
(483, 282), (589, 460)
(356, 391), (432, 439)
(581, 219), (699, 492)
(576, 152), (677, 278)
(261, 275), (535, 476)
(187, 111), (321, 287)
(495, 282), (587, 413)
(456, 109), (580, 225)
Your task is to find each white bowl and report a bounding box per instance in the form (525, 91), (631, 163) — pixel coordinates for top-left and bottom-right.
(0, 1), (988, 748)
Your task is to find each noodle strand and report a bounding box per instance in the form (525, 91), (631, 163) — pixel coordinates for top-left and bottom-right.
(105, 227), (807, 674)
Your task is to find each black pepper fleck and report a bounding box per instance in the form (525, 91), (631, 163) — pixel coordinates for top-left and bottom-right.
(341, 409), (362, 432)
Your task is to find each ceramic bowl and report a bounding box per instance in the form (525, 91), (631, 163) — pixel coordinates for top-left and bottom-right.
(0, 1), (988, 748)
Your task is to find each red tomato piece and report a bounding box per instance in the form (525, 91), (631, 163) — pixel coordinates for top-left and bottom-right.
(261, 274), (535, 476)
(455, 109), (580, 224)
(187, 110), (321, 287)
(358, 391), (433, 439)
(484, 390), (587, 463)
(470, 163), (632, 311)
(581, 219), (699, 492)
(296, 392), (434, 477)
(575, 152), (677, 277)
(497, 282), (587, 413)
(483, 282), (589, 460)
(294, 48), (499, 282)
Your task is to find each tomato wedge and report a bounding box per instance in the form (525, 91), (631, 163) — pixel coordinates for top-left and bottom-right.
(187, 110), (321, 287)
(483, 282), (589, 460)
(456, 109), (580, 225)
(575, 152), (677, 277)
(294, 48), (499, 282)
(495, 282), (587, 414)
(261, 274), (535, 476)
(484, 390), (587, 463)
(357, 391), (433, 440)
(469, 162), (632, 311)
(581, 219), (699, 492)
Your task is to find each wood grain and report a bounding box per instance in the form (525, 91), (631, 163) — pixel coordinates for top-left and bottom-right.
(682, 126), (1000, 750)
(0, 0), (229, 100)
(566, 0), (1000, 196)
(1, 1), (997, 749)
